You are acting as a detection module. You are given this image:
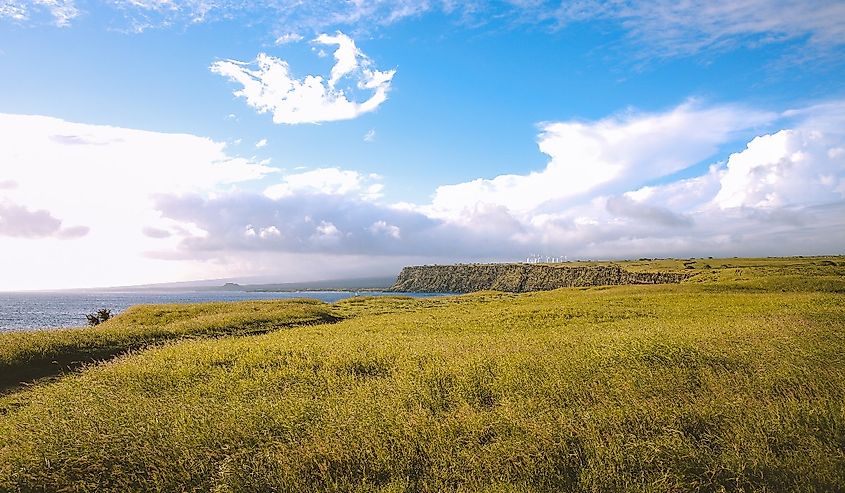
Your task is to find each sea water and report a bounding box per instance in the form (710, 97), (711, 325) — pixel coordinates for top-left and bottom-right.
(0, 291), (445, 332)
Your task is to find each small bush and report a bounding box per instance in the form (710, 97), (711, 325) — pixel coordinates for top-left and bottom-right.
(85, 308), (112, 326)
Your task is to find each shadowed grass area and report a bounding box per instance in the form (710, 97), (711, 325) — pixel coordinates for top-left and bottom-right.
(0, 257), (843, 491)
(0, 299), (341, 393)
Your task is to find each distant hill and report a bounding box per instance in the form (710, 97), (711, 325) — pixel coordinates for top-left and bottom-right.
(87, 276), (397, 293)
(224, 276), (397, 292)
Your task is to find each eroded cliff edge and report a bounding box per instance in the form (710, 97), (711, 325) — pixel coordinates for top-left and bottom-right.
(390, 263), (690, 293)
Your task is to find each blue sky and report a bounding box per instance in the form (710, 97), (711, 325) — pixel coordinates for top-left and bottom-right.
(1, 1), (844, 289)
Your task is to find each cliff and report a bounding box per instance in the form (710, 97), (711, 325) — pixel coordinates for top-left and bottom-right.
(390, 263), (690, 293)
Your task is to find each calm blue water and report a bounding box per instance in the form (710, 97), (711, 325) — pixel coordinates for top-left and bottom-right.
(0, 291), (444, 332)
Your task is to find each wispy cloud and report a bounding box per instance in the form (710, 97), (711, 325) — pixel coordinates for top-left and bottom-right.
(542, 0), (845, 59)
(10, 1), (842, 64)
(211, 32), (395, 124)
(274, 32), (303, 45)
(1, 0), (78, 26)
(101, 0), (461, 33)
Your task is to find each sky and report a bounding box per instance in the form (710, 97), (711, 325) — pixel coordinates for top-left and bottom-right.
(1, 0), (844, 290)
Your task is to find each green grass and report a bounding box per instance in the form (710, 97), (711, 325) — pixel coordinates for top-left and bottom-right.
(0, 257), (843, 492)
(0, 298), (340, 393)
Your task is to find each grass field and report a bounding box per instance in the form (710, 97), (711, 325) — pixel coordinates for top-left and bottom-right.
(0, 257), (843, 492)
(0, 299), (340, 394)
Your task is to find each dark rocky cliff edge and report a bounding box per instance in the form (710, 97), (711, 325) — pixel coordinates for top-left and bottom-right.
(390, 263), (690, 293)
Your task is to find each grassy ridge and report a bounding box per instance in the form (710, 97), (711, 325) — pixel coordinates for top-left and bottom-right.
(0, 299), (340, 393)
(0, 258), (843, 491)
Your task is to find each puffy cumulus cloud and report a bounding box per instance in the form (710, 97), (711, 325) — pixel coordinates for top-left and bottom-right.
(426, 101), (775, 219)
(707, 102), (845, 211)
(570, 108), (845, 257)
(435, 100), (835, 256)
(714, 129), (845, 209)
(264, 167), (383, 200)
(211, 32), (395, 125)
(369, 220), (400, 239)
(147, 99), (844, 270)
(0, 113), (275, 290)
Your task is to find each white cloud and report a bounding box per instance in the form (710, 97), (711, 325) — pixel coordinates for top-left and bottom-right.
(426, 101), (774, 220)
(0, 200), (88, 238)
(210, 32), (395, 125)
(364, 129), (376, 142)
(260, 225), (281, 239)
(0, 2), (28, 21)
(0, 0), (78, 26)
(5, 99), (845, 290)
(245, 224), (282, 239)
(16, 1), (841, 65)
(148, 99), (844, 268)
(316, 32), (360, 87)
(712, 129), (842, 209)
(523, 0), (845, 58)
(264, 167), (382, 200)
(94, 0), (461, 33)
(0, 113), (275, 289)
(274, 32), (303, 45)
(255, 138), (268, 148)
(369, 220), (401, 239)
(314, 220), (340, 238)
(142, 226), (171, 239)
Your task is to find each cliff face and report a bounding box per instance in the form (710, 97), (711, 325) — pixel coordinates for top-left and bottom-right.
(390, 264), (689, 293)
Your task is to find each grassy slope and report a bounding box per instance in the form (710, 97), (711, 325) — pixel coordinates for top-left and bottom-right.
(0, 299), (340, 393)
(0, 257), (843, 492)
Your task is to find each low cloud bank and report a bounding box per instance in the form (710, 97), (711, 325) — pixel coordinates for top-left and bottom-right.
(1, 99), (843, 289)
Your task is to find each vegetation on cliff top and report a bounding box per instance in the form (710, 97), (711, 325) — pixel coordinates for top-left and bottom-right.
(390, 262), (690, 293)
(0, 256), (843, 492)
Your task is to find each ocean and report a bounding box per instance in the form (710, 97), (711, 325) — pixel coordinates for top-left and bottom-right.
(0, 290), (444, 332)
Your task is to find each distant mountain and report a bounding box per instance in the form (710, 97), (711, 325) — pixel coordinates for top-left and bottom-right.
(231, 277), (397, 292)
(81, 276), (397, 293)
